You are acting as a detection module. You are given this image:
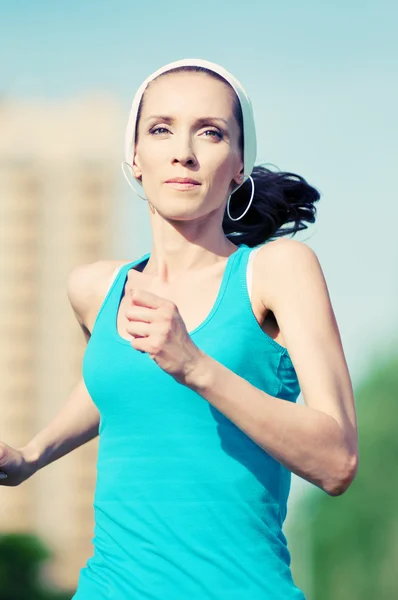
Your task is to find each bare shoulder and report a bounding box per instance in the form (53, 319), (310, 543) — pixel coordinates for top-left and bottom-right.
(67, 259), (128, 332)
(256, 237), (319, 267)
(254, 238), (325, 310)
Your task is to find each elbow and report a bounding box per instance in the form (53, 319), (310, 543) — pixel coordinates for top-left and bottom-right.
(323, 449), (359, 497)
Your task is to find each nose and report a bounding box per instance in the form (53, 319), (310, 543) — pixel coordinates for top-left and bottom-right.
(171, 131), (198, 167)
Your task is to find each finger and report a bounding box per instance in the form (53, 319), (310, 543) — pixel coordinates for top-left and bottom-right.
(126, 320), (151, 338)
(130, 335), (150, 353)
(125, 306), (154, 322)
(130, 288), (168, 310)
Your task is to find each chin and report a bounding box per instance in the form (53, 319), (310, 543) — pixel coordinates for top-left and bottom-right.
(161, 207), (204, 221)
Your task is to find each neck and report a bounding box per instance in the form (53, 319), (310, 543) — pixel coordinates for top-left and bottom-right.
(139, 209), (239, 284)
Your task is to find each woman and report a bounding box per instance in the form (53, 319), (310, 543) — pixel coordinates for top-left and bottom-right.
(0, 58), (358, 599)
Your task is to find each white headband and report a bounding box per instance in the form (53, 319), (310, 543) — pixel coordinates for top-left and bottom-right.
(124, 58), (257, 195)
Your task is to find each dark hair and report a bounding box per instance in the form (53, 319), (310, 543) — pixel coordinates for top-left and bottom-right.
(135, 65), (320, 248)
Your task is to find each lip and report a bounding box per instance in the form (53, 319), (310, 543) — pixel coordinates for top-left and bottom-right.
(165, 182), (200, 190)
(165, 178), (200, 184)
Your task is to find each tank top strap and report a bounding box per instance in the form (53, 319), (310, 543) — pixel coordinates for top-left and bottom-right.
(197, 242), (270, 337)
(221, 242), (259, 312)
(89, 243), (264, 342)
(246, 245), (264, 301)
(89, 252), (151, 340)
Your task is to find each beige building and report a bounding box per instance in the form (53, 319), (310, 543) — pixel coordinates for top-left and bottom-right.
(0, 95), (125, 592)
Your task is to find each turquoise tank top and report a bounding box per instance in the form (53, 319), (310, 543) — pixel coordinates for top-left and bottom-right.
(72, 243), (305, 599)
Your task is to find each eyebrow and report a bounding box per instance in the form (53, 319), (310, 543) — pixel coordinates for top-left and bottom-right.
(144, 115), (228, 126)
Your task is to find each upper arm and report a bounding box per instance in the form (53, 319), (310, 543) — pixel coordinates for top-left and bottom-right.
(257, 238), (358, 451)
(67, 261), (103, 343)
(67, 260), (125, 343)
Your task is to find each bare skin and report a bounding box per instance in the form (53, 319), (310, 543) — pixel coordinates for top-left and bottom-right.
(85, 255), (285, 348)
(0, 262), (105, 486)
(0, 253), (278, 487)
(0, 69), (357, 495)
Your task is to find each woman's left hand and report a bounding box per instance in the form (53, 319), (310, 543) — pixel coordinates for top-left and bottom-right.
(125, 288), (204, 384)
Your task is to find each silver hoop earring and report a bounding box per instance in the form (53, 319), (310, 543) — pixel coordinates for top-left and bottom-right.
(121, 161), (147, 200)
(227, 175), (255, 221)
(121, 162), (156, 214)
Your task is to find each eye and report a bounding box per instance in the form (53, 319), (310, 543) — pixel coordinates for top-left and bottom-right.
(203, 129), (223, 139)
(148, 126), (223, 139)
(149, 126), (170, 135)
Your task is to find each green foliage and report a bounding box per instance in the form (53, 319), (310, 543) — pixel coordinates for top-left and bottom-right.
(0, 533), (73, 600)
(291, 350), (398, 599)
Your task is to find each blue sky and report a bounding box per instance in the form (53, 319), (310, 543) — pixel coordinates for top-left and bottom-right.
(2, 0), (397, 389)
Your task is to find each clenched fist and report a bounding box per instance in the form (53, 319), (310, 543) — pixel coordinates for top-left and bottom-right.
(126, 288), (204, 384)
(0, 442), (36, 487)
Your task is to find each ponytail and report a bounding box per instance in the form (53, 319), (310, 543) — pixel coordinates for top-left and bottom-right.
(222, 164), (320, 247)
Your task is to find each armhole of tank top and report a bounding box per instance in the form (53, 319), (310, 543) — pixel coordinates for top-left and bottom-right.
(107, 264), (125, 294)
(246, 246), (263, 302)
(88, 263), (126, 336)
(246, 245), (296, 369)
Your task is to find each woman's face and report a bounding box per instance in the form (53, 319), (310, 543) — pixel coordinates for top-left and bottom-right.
(132, 71), (244, 221)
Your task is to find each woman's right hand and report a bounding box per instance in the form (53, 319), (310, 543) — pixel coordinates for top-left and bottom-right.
(0, 441), (37, 487)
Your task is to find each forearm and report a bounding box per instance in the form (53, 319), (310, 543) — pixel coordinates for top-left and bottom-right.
(184, 352), (356, 496)
(21, 378), (100, 472)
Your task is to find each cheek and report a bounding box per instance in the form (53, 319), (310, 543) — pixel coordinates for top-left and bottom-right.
(137, 139), (237, 184)
(136, 140), (165, 171)
(138, 149), (158, 172)
(206, 154), (236, 185)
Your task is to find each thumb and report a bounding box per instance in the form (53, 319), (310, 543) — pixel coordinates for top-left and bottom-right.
(0, 441), (13, 467)
(0, 444), (8, 479)
(0, 442), (8, 466)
